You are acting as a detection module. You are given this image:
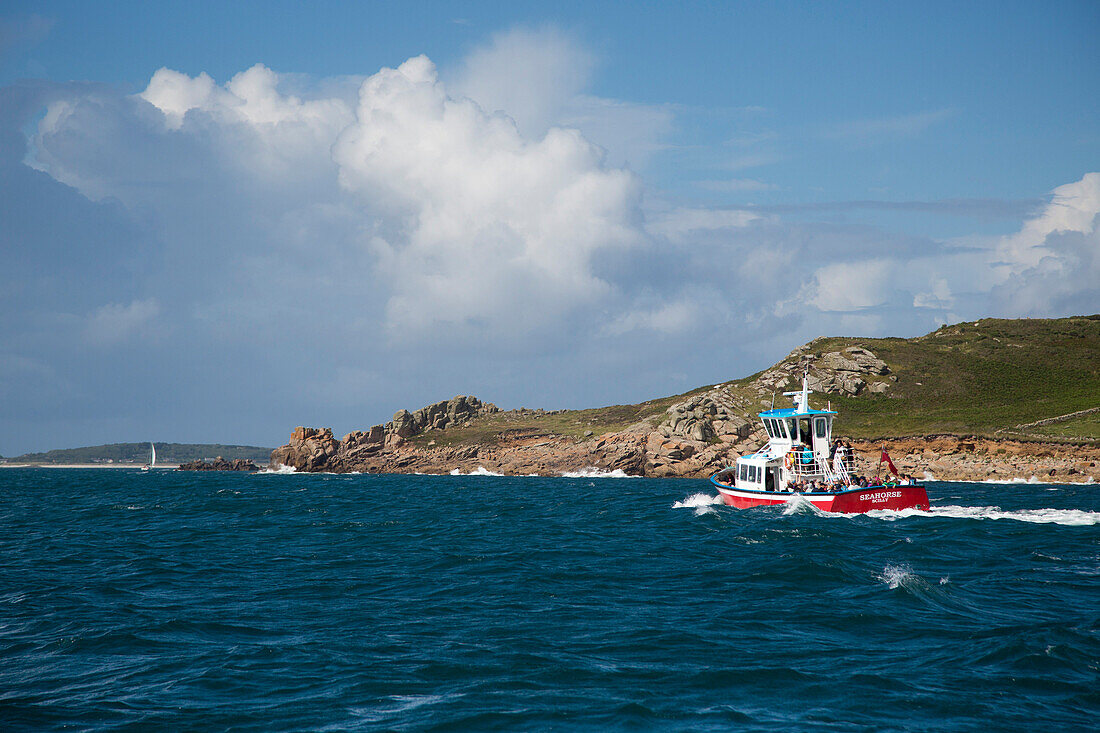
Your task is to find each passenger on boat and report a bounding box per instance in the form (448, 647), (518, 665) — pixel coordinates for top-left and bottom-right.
(785, 448), (798, 471)
(832, 446), (845, 475)
(799, 444), (814, 466)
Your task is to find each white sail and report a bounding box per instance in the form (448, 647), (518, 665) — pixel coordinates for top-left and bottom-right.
(150, 442), (156, 468)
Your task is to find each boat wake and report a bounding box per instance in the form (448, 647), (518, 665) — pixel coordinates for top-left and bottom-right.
(956, 476), (1096, 486)
(863, 504), (1100, 526)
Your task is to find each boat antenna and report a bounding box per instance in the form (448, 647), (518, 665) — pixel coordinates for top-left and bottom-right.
(770, 392), (775, 410)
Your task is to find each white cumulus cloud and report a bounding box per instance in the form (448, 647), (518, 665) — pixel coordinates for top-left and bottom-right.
(332, 55), (644, 334)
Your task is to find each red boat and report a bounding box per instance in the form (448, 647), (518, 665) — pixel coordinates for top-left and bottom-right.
(709, 376), (930, 513)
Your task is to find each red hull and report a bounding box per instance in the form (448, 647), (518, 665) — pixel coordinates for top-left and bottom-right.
(711, 478), (929, 513)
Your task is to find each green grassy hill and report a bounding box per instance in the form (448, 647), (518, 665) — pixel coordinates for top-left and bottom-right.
(804, 316), (1099, 439)
(6, 443), (273, 465)
(411, 315), (1100, 446)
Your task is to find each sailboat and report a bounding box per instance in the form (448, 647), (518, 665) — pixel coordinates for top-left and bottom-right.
(141, 442), (156, 471)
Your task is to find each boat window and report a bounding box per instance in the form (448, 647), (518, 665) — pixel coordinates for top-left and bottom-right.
(762, 420), (773, 438)
(749, 465), (757, 482)
(815, 417), (827, 439)
(785, 419), (796, 440)
(739, 464), (747, 481)
(798, 418), (812, 443)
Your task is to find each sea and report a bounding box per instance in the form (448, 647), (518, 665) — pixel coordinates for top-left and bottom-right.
(1, 468), (1097, 731)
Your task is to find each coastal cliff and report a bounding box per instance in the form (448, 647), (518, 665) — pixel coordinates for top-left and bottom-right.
(270, 316), (1100, 482)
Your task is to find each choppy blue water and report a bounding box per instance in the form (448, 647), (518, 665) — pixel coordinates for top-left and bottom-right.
(0, 469), (1097, 731)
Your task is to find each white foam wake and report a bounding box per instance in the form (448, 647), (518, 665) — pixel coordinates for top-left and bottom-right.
(560, 467), (638, 479)
(953, 476), (1095, 486)
(865, 504), (1100, 526)
(449, 466), (504, 476)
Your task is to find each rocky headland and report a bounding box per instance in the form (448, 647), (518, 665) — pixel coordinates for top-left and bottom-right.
(268, 317), (1100, 483)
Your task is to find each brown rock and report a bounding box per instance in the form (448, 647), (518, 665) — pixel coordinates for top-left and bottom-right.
(178, 458), (259, 472)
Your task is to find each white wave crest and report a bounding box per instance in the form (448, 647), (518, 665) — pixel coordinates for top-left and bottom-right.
(879, 563), (917, 589)
(782, 493), (826, 516)
(672, 493), (723, 509)
(449, 466), (504, 476)
(258, 463), (297, 474)
(560, 467), (638, 478)
(922, 470), (936, 481)
(673, 492), (724, 516)
(866, 504), (1100, 526)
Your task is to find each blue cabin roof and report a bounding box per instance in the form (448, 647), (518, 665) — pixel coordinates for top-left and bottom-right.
(759, 408), (836, 418)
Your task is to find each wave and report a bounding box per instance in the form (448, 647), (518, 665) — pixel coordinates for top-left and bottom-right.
(782, 494), (827, 516)
(560, 467), (638, 479)
(672, 493), (722, 508)
(449, 466), (505, 476)
(879, 563), (918, 590)
(672, 493), (723, 509)
(258, 464), (297, 474)
(671, 492), (723, 516)
(864, 504), (1100, 526)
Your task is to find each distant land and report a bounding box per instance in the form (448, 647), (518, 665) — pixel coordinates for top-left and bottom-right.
(270, 316), (1100, 481)
(3, 443), (273, 466)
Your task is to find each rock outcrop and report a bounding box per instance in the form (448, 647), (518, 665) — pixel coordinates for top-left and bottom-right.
(652, 345), (891, 448)
(178, 457), (260, 471)
(754, 345), (892, 398)
(269, 427), (341, 472)
(269, 421), (652, 477)
(269, 396), (500, 472)
(658, 389), (758, 444)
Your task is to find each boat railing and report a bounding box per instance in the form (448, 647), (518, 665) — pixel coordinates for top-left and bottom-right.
(788, 453), (853, 484)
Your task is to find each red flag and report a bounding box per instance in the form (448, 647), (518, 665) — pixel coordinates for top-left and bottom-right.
(880, 446), (899, 476)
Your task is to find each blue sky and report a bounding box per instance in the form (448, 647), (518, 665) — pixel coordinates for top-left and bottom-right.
(1, 1), (1097, 454)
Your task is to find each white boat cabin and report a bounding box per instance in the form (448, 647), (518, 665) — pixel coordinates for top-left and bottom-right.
(717, 376), (850, 492)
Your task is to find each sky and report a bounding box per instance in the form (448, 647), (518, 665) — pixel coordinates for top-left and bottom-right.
(1, 1), (1098, 455)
